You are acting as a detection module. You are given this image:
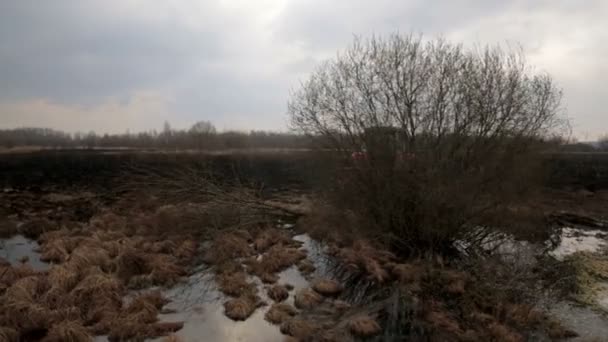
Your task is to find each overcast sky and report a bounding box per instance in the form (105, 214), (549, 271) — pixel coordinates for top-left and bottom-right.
(0, 1), (606, 139)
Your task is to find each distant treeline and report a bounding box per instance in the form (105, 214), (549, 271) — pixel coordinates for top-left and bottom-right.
(0, 121), (312, 150)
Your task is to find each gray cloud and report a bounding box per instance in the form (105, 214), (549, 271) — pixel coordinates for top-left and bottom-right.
(0, 0), (605, 138)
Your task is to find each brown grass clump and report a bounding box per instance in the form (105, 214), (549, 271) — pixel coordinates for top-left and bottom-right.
(174, 239), (198, 261)
(40, 321), (91, 342)
(48, 264), (79, 292)
(148, 254), (186, 286)
(252, 245), (307, 275)
(441, 270), (468, 295)
(148, 321), (185, 337)
(40, 240), (69, 263)
(216, 272), (255, 297)
(259, 272), (280, 284)
(265, 303), (298, 325)
(137, 290), (170, 309)
(107, 321), (150, 341)
(389, 263), (424, 284)
(224, 297), (258, 321)
(106, 301), (182, 341)
(488, 323), (524, 342)
(267, 285), (289, 302)
(116, 249), (149, 281)
(425, 310), (463, 336)
(0, 327), (19, 342)
(89, 212), (127, 231)
(331, 240), (395, 283)
(294, 288), (323, 309)
(204, 232), (253, 264)
(280, 319), (318, 339)
(348, 315), (381, 337)
(297, 259), (316, 275)
(68, 246), (112, 272)
(253, 228), (293, 252)
(312, 279), (342, 296)
(124, 292), (168, 325)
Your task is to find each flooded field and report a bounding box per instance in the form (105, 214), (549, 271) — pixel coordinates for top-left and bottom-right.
(1, 162), (608, 342)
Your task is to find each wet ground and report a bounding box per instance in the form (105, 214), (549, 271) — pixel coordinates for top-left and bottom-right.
(2, 223), (608, 341)
(0, 233), (49, 271)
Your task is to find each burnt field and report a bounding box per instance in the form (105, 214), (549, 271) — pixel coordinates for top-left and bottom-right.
(2, 149), (608, 192)
(0, 149), (322, 196)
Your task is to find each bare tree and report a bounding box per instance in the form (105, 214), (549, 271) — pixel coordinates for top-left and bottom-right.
(289, 34), (569, 255)
(189, 121), (217, 150)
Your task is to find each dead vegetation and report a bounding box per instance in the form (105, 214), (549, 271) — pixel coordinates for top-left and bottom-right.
(348, 315), (381, 337)
(224, 297), (258, 321)
(265, 303), (298, 325)
(312, 279), (342, 296)
(267, 284), (289, 302)
(280, 318), (318, 340)
(0, 203), (201, 341)
(294, 288), (323, 309)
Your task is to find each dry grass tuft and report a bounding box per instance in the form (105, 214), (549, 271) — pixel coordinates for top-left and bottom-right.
(216, 272), (256, 298)
(425, 310), (463, 335)
(204, 232), (253, 264)
(331, 240), (394, 283)
(252, 245), (307, 275)
(69, 246), (112, 272)
(125, 294), (163, 324)
(224, 297), (258, 321)
(348, 315), (381, 337)
(40, 321), (91, 342)
(265, 303), (298, 325)
(312, 279), (342, 296)
(297, 259), (316, 275)
(348, 316), (381, 337)
(148, 321), (185, 337)
(280, 318), (318, 339)
(115, 249), (149, 281)
(294, 288), (323, 309)
(389, 263), (423, 283)
(148, 254), (186, 286)
(259, 272), (279, 284)
(267, 285), (289, 302)
(40, 240), (70, 263)
(488, 322), (524, 342)
(0, 327), (19, 342)
(174, 239), (198, 261)
(253, 228), (293, 252)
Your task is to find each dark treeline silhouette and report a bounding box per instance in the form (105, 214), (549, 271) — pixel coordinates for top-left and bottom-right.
(0, 121), (311, 150)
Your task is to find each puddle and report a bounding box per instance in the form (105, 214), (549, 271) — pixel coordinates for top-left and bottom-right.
(145, 234), (330, 341)
(549, 227), (607, 260)
(547, 301), (608, 341)
(150, 269), (285, 342)
(0, 234), (49, 271)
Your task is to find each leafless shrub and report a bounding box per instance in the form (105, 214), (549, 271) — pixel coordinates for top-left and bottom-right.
(289, 33), (568, 255)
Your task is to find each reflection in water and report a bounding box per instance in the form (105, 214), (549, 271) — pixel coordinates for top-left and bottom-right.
(550, 227), (607, 260)
(0, 234), (49, 271)
(152, 269), (284, 342)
